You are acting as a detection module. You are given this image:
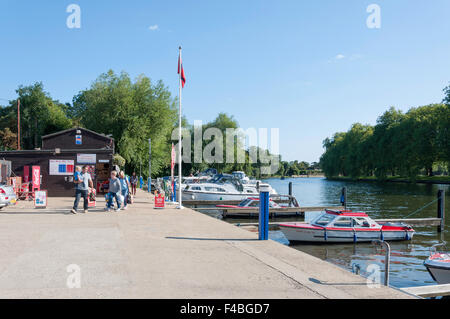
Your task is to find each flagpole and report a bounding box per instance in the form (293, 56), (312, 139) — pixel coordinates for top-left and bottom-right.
(177, 46), (184, 209)
(171, 143), (175, 203)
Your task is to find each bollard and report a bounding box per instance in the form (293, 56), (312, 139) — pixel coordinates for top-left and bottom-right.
(259, 184), (270, 241)
(372, 240), (391, 287)
(437, 190), (445, 233)
(172, 180), (176, 202)
(340, 187), (347, 209)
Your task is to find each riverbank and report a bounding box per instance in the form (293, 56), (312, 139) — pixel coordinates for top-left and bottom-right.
(327, 176), (450, 185)
(264, 174), (325, 179)
(0, 190), (414, 299)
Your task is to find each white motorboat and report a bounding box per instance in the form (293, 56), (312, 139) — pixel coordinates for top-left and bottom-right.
(279, 209), (415, 243)
(232, 171), (250, 184)
(181, 174), (277, 201)
(424, 243), (450, 284)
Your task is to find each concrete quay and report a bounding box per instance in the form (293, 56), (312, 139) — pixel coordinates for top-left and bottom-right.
(0, 190), (415, 299)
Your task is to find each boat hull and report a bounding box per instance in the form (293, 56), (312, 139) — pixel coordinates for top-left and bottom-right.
(425, 265), (450, 284)
(279, 225), (414, 243)
(424, 257), (450, 284)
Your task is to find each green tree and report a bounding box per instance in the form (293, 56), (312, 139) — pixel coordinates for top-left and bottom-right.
(72, 70), (178, 177)
(443, 84), (450, 105)
(0, 83), (72, 150)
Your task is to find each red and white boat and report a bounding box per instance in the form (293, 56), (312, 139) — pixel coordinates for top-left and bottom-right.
(279, 210), (415, 243)
(424, 243), (450, 284)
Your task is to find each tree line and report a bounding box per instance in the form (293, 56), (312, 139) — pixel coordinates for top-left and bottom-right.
(0, 70), (313, 178)
(320, 85), (450, 181)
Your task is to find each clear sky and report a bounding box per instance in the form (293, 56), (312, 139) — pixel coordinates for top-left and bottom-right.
(0, 0), (449, 163)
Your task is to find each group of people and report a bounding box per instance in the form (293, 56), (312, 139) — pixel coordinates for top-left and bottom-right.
(70, 166), (139, 214)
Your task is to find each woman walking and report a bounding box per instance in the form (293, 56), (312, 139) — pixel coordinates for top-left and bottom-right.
(119, 171), (131, 210)
(130, 172), (138, 196)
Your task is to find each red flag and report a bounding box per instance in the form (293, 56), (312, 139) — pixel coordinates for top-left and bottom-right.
(178, 54), (186, 88)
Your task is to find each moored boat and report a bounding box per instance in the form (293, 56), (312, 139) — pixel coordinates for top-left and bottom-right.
(279, 209), (415, 243)
(181, 174), (277, 202)
(424, 243), (450, 284)
(216, 197), (283, 209)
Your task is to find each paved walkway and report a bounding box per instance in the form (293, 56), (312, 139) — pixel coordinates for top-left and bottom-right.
(0, 190), (415, 299)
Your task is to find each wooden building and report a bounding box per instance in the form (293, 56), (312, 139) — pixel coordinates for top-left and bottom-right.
(0, 127), (114, 197)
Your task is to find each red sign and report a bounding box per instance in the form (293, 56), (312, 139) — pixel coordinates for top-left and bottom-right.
(23, 166), (30, 183)
(32, 166), (40, 190)
(154, 194), (165, 209)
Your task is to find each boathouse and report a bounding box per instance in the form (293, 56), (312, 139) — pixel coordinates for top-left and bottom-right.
(0, 127), (114, 197)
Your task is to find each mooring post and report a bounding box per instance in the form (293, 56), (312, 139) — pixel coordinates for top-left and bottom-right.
(437, 190), (445, 233)
(288, 182), (293, 197)
(340, 187), (347, 209)
(173, 180), (177, 202)
(373, 240), (391, 287)
(259, 184), (270, 241)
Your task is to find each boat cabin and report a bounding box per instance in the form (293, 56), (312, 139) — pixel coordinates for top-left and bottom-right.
(312, 210), (380, 229)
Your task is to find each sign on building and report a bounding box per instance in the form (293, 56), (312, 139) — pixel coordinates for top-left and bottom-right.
(77, 154), (97, 164)
(75, 135), (82, 145)
(49, 160), (75, 176)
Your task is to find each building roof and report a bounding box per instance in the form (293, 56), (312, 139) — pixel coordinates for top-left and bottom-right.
(41, 127), (114, 141)
(0, 149), (113, 155)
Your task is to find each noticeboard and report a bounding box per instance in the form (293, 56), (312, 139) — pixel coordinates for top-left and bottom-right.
(49, 160), (74, 176)
(154, 194), (165, 209)
(77, 154), (97, 164)
(35, 190), (47, 208)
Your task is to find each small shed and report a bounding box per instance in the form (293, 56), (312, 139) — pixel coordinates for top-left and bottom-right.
(0, 127), (115, 197)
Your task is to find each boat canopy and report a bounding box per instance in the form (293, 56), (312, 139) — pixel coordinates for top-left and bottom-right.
(325, 210), (369, 217)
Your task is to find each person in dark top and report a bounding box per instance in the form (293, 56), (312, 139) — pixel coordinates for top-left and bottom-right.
(130, 172), (138, 196)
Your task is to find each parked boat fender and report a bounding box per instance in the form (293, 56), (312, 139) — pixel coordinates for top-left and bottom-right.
(405, 231), (411, 241)
(324, 229), (328, 241)
(380, 230), (384, 241)
(353, 230), (358, 243)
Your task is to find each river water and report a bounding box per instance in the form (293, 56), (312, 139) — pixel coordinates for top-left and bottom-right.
(261, 177), (449, 289)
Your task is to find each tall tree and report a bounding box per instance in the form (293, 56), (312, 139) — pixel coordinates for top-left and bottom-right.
(0, 83), (72, 150)
(72, 70), (178, 177)
(443, 84), (450, 105)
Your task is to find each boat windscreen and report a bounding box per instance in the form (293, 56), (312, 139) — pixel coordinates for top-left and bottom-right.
(239, 199), (252, 207)
(314, 214), (336, 226)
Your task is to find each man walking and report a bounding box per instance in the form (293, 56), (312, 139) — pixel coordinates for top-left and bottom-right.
(71, 165), (93, 214)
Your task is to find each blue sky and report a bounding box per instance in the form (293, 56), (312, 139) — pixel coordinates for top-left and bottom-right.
(0, 0), (449, 162)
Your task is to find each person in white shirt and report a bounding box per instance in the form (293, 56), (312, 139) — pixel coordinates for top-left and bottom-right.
(71, 165), (93, 214)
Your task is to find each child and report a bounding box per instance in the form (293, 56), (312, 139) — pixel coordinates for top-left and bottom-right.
(74, 166), (82, 183)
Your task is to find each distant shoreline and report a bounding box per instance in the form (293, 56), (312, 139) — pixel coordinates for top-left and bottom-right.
(327, 176), (450, 185)
(264, 175), (325, 179)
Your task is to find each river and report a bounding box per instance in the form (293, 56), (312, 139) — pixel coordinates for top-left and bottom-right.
(262, 177), (449, 289)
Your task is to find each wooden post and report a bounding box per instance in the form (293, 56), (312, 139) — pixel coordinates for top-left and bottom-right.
(437, 190), (445, 233)
(341, 187), (347, 210)
(288, 182), (293, 197)
(17, 99), (20, 150)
